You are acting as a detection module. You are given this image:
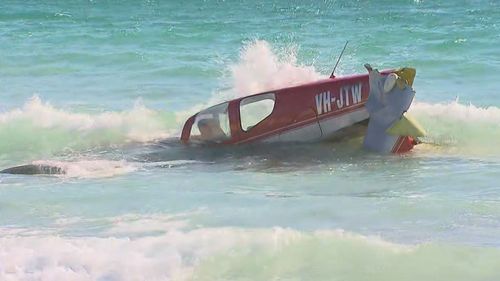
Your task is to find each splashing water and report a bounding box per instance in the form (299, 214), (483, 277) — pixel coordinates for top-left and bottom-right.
(177, 40), (325, 122)
(229, 40), (324, 97)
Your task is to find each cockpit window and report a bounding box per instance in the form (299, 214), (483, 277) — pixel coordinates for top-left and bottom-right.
(190, 103), (231, 143)
(240, 93), (275, 132)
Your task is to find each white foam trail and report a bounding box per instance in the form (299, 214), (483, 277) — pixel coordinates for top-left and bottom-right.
(23, 159), (205, 179)
(32, 160), (137, 178)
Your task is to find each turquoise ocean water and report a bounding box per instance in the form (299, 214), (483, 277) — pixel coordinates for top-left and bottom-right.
(1, 1), (500, 280)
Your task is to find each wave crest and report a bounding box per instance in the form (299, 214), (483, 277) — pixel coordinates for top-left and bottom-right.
(410, 100), (500, 156)
(1, 222), (499, 281)
(0, 96), (176, 161)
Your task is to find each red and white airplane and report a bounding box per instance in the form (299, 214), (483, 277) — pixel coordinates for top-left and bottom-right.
(181, 64), (425, 154)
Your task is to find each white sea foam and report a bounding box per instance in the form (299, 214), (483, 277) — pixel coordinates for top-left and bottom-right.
(0, 96), (173, 142)
(410, 100), (500, 155)
(0, 97), (177, 161)
(17, 159), (205, 179)
(1, 214), (499, 281)
(411, 100), (500, 126)
(31, 159), (137, 178)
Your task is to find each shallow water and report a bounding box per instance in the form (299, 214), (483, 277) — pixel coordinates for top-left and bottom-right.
(1, 1), (500, 280)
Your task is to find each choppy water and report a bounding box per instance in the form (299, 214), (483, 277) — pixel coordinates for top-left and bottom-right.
(1, 1), (500, 280)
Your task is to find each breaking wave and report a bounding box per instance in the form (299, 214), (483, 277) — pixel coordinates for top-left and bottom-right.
(410, 100), (500, 156)
(0, 96), (176, 162)
(0, 215), (499, 281)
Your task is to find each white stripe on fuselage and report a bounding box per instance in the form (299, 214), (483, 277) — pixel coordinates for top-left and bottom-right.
(261, 107), (369, 143)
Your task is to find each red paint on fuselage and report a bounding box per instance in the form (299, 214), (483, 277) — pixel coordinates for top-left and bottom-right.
(392, 136), (417, 154)
(181, 71), (393, 145)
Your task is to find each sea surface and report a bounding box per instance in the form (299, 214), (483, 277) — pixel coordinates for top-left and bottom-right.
(1, 1), (500, 280)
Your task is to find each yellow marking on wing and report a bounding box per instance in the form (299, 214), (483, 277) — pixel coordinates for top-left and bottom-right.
(387, 113), (426, 137)
(394, 67), (416, 88)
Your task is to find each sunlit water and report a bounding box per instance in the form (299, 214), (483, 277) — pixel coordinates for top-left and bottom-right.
(1, 1), (500, 280)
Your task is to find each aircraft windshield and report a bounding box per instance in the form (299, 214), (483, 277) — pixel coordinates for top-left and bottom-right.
(190, 103), (231, 143)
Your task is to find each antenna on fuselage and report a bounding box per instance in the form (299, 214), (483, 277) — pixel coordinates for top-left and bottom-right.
(330, 41), (349, 78)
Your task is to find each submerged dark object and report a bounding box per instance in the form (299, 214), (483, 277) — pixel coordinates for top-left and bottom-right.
(0, 164), (65, 175)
